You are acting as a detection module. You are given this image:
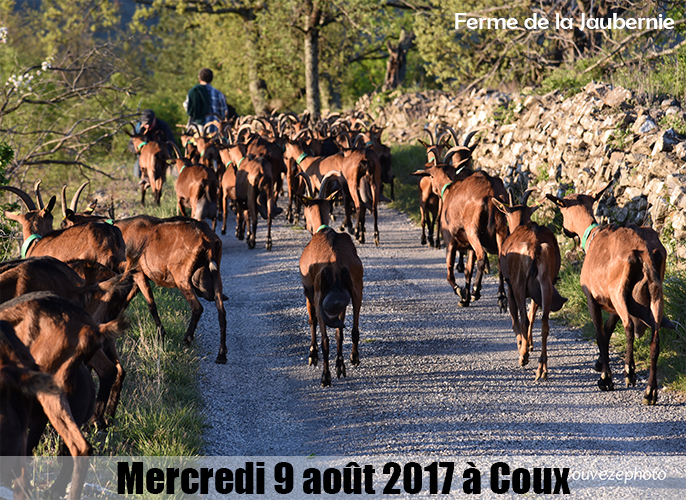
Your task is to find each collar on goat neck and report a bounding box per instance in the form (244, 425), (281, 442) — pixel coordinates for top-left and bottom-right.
(316, 224), (330, 234)
(137, 141), (148, 152)
(440, 182), (452, 200)
(296, 152), (308, 165)
(21, 234), (42, 259)
(236, 156), (247, 169)
(581, 223), (600, 252)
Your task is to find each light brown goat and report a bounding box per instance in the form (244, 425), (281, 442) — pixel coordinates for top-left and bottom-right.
(175, 163), (219, 230)
(547, 185), (674, 404)
(114, 215), (228, 363)
(298, 172), (364, 386)
(493, 194), (567, 381)
(131, 134), (168, 206)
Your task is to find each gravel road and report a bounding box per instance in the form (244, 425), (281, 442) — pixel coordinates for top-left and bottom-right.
(195, 203), (686, 458)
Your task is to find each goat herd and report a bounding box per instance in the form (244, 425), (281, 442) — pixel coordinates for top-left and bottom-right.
(0, 110), (676, 499)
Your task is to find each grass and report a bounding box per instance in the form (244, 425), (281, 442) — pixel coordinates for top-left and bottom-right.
(388, 143), (426, 224)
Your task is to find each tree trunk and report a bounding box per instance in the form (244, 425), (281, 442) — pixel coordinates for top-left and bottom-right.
(243, 15), (268, 116)
(304, 25), (321, 117)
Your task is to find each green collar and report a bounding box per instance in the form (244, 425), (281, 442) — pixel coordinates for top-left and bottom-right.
(365, 141), (374, 147)
(179, 164), (186, 174)
(237, 156), (247, 169)
(21, 234), (42, 259)
(440, 182), (452, 200)
(296, 152), (308, 166)
(581, 223), (600, 252)
(137, 141), (148, 152)
(226, 160), (234, 169)
(104, 219), (114, 225)
(316, 224), (330, 234)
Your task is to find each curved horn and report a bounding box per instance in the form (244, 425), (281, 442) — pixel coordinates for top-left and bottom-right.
(319, 170), (343, 199)
(444, 126), (460, 147)
(521, 187), (537, 206)
(436, 130), (451, 146)
(70, 181), (89, 212)
(296, 171), (314, 199)
(423, 127), (435, 146)
(167, 140), (183, 159)
(443, 146), (470, 166)
(61, 185), (68, 217)
(508, 188), (514, 207)
(34, 180), (44, 210)
(353, 133), (368, 149)
(0, 185), (37, 211)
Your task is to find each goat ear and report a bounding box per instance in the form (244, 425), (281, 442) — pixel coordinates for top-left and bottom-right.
(44, 196), (56, 214)
(545, 193), (565, 207)
(4, 211), (20, 222)
(592, 181), (612, 201)
(491, 198), (508, 214)
(325, 190), (339, 202)
(418, 139), (429, 148)
(411, 169), (430, 177)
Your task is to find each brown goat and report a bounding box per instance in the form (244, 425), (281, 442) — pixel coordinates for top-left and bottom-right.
(0, 320), (58, 500)
(114, 215), (228, 363)
(218, 143), (277, 250)
(298, 172), (364, 386)
(493, 194), (567, 381)
(0, 255), (136, 426)
(1, 184), (127, 272)
(0, 292), (127, 499)
(131, 134), (168, 206)
(547, 185), (675, 404)
(175, 163), (219, 230)
(413, 163), (509, 310)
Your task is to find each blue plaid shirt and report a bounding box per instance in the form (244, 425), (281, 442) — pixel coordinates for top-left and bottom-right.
(205, 84), (228, 122)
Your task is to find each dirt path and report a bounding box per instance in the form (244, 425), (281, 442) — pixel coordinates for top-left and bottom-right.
(195, 204), (686, 457)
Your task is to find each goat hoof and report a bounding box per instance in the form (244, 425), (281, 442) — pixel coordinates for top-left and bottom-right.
(421, 236), (427, 245)
(374, 232), (379, 246)
(247, 239), (256, 249)
(598, 374), (614, 392)
(519, 353), (529, 367)
(593, 359), (603, 372)
(625, 373), (636, 387)
(471, 290), (481, 302)
(221, 229), (226, 235)
(498, 298), (508, 313)
(215, 353), (227, 364)
(350, 352), (360, 366)
(308, 349), (318, 367)
(266, 240), (272, 251)
(321, 371), (331, 387)
(336, 359), (346, 379)
(359, 233), (365, 244)
(535, 369), (548, 382)
(642, 390), (658, 406)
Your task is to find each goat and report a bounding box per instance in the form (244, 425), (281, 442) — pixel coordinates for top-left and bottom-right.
(130, 133), (169, 206)
(217, 142), (277, 250)
(114, 215), (228, 363)
(413, 163), (509, 310)
(175, 163), (219, 230)
(492, 192), (567, 380)
(0, 292), (127, 499)
(1, 183), (126, 272)
(546, 184), (675, 405)
(0, 320), (58, 500)
(298, 172), (364, 386)
(0, 254), (136, 426)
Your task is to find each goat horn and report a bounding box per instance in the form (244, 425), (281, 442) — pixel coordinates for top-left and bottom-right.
(445, 126), (460, 146)
(353, 133), (368, 149)
(436, 130), (451, 146)
(443, 146), (469, 165)
(508, 188), (515, 207)
(70, 181), (89, 212)
(423, 127), (435, 146)
(61, 185), (68, 217)
(0, 185), (37, 211)
(296, 171), (314, 199)
(521, 187), (536, 206)
(319, 170), (343, 199)
(34, 180), (44, 210)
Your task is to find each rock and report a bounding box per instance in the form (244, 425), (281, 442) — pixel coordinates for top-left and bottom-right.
(603, 87), (632, 108)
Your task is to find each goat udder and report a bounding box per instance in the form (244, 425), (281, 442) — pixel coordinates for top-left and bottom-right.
(322, 288), (350, 328)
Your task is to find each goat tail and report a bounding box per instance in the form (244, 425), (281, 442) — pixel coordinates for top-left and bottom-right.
(98, 312), (129, 341)
(209, 260), (219, 273)
(643, 259), (671, 331)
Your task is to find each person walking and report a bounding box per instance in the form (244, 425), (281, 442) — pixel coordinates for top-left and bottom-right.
(184, 68), (228, 125)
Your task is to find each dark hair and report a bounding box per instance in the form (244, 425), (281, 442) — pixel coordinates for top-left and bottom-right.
(199, 68), (213, 83)
(141, 109), (156, 125)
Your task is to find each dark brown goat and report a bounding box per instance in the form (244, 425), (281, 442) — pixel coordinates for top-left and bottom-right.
(0, 292), (127, 499)
(1, 184), (126, 272)
(131, 134), (168, 206)
(175, 163), (219, 230)
(413, 163), (509, 310)
(115, 215), (228, 363)
(547, 185), (674, 404)
(298, 172), (364, 386)
(0, 320), (58, 500)
(0, 255), (136, 426)
(493, 194), (567, 380)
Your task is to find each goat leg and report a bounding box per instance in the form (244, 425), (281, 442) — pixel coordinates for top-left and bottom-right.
(318, 313), (331, 387)
(624, 319), (637, 388)
(644, 327), (660, 405)
(335, 323), (346, 379)
(589, 298), (614, 391)
(135, 273), (167, 338)
(178, 282), (204, 346)
(306, 296), (318, 367)
(86, 349), (118, 428)
(350, 294), (361, 367)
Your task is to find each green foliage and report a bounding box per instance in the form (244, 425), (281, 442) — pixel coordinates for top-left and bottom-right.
(659, 114), (686, 137)
(388, 144), (427, 223)
(612, 45), (686, 101)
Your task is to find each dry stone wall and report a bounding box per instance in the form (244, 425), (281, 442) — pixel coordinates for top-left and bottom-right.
(356, 83), (686, 258)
